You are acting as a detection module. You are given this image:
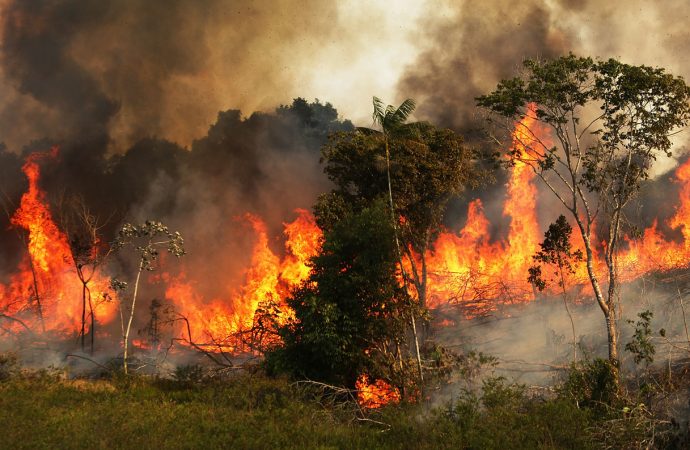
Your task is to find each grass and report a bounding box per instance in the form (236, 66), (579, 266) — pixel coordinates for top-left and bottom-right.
(0, 362), (681, 449)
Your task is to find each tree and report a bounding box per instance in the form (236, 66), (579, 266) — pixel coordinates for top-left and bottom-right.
(111, 221), (184, 374)
(266, 201), (413, 391)
(477, 54), (690, 380)
(321, 98), (482, 383)
(361, 98), (482, 309)
(528, 215), (583, 362)
(59, 195), (112, 353)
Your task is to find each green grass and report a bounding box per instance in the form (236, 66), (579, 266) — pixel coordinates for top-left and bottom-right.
(0, 372), (444, 449)
(0, 369), (668, 449)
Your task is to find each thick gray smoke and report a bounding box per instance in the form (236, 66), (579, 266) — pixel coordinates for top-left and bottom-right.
(0, 0), (347, 153)
(399, 0), (567, 135)
(1, 0), (690, 384)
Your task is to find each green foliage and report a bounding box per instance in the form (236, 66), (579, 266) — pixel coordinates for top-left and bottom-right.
(528, 215), (583, 291)
(322, 122), (481, 248)
(625, 310), (656, 366)
(266, 201), (410, 388)
(0, 370), (683, 449)
(445, 377), (595, 449)
(560, 358), (620, 414)
(112, 220), (185, 271)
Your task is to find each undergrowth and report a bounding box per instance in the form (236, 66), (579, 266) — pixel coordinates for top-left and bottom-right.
(0, 353), (687, 449)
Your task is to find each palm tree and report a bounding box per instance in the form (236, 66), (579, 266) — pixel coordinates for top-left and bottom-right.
(370, 96), (417, 228)
(364, 96), (424, 384)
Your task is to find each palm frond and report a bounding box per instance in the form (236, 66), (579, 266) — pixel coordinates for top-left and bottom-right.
(372, 97), (386, 126)
(372, 96), (417, 134)
(394, 98), (417, 122)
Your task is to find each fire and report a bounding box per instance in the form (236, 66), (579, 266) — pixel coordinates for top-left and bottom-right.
(355, 374), (401, 409)
(425, 106), (547, 313)
(0, 148), (116, 335)
(280, 208), (322, 286)
(0, 149), (322, 350)
(424, 104), (690, 316)
(166, 209), (321, 346)
(4, 105), (690, 362)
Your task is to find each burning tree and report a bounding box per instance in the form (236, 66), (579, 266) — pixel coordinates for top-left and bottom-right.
(111, 221), (185, 374)
(59, 195), (112, 353)
(477, 54), (690, 382)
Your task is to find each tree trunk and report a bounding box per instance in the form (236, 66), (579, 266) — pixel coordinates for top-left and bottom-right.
(574, 216), (620, 384)
(558, 264), (577, 363)
(27, 257), (45, 333)
(123, 260), (143, 375)
(80, 277), (86, 352)
(384, 136), (424, 386)
(605, 311), (618, 363)
(87, 286), (95, 354)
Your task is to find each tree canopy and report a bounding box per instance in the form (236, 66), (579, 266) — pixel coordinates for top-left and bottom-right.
(477, 54), (690, 374)
(266, 201), (410, 388)
(318, 112), (483, 310)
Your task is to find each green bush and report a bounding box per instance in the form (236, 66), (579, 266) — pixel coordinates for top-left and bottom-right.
(444, 377), (594, 449)
(560, 358), (619, 414)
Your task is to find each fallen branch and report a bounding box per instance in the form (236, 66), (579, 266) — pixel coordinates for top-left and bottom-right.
(64, 353), (110, 371)
(0, 313), (34, 335)
(293, 379), (391, 430)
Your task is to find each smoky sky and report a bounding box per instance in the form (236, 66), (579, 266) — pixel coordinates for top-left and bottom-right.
(0, 0), (343, 153)
(400, 0), (690, 153)
(2, 0), (689, 153)
(1, 1), (690, 314)
(399, 0), (568, 134)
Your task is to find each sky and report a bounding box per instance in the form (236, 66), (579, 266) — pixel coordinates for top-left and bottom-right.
(0, 0), (689, 163)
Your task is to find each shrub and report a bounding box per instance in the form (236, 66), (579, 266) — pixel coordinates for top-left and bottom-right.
(560, 358), (620, 414)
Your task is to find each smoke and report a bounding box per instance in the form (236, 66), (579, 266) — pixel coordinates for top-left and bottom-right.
(399, 0), (690, 167)
(398, 0), (567, 135)
(2, 0), (690, 389)
(435, 276), (690, 389)
(0, 0), (427, 154)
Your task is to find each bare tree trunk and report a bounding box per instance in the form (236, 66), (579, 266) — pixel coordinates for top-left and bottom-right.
(604, 206), (623, 384)
(558, 265), (577, 363)
(605, 309), (620, 387)
(123, 260), (144, 375)
(27, 257), (45, 333)
(677, 289), (690, 348)
(574, 217), (620, 384)
(384, 137), (423, 385)
(80, 275), (86, 352)
(87, 285), (94, 354)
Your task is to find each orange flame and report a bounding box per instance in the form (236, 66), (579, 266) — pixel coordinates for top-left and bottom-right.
(425, 104), (690, 316)
(425, 106), (547, 314)
(356, 374), (401, 409)
(0, 148), (116, 335)
(166, 209), (321, 346)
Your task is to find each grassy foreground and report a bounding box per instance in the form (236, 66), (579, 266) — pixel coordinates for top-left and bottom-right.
(0, 363), (682, 449)
(0, 369), (595, 450)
